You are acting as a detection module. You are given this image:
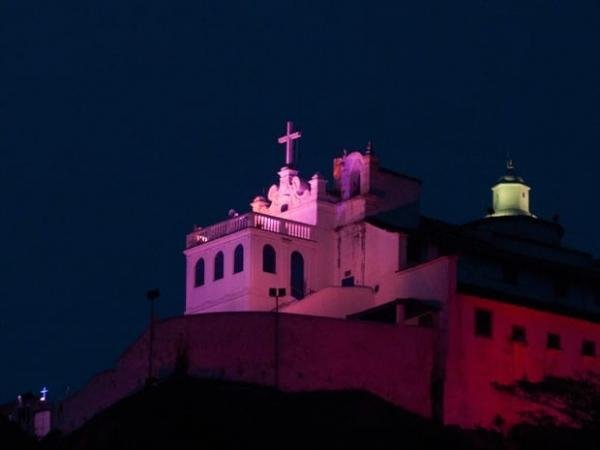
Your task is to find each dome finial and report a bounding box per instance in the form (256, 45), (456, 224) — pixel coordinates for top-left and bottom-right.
(506, 152), (515, 173)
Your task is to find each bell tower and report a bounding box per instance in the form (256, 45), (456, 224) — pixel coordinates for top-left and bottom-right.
(489, 159), (534, 217)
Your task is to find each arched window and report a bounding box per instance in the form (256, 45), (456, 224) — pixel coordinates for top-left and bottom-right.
(194, 258), (205, 287)
(214, 251), (224, 280)
(233, 244), (244, 274)
(262, 244), (276, 274)
(291, 251), (305, 299)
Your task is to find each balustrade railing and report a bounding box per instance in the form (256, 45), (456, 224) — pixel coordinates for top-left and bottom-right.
(186, 212), (313, 248)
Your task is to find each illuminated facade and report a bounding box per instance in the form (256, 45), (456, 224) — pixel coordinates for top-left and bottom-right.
(184, 122), (421, 316)
(58, 123), (600, 432)
(182, 123), (600, 428)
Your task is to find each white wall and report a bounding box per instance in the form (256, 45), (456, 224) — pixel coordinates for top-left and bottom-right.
(184, 231), (253, 314)
(185, 228), (323, 313)
(376, 256), (455, 307)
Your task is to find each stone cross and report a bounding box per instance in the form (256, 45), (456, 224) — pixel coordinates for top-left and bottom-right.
(277, 121), (302, 167)
(40, 387), (48, 402)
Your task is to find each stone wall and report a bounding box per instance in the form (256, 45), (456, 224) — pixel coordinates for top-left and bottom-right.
(57, 313), (437, 433)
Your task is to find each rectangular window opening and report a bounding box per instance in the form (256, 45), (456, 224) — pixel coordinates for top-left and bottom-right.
(511, 325), (527, 343)
(582, 340), (596, 357)
(474, 309), (492, 338)
(547, 333), (561, 350)
(341, 276), (355, 287)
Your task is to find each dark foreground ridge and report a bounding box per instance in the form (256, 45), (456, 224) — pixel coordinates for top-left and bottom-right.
(0, 414), (36, 450)
(3, 376), (598, 450)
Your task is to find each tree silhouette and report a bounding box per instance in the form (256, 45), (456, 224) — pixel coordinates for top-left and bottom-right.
(494, 373), (600, 430)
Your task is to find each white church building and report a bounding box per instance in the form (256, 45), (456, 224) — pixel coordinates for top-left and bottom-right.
(56, 122), (600, 432)
(184, 121), (425, 318)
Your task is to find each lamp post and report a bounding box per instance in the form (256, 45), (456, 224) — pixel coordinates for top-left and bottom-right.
(146, 288), (160, 384)
(268, 287), (286, 389)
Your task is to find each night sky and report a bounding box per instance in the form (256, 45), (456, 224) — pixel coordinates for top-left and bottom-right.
(2, 1), (600, 403)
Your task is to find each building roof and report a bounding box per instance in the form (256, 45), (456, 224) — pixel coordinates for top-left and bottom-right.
(378, 166), (422, 184)
(367, 213), (599, 282)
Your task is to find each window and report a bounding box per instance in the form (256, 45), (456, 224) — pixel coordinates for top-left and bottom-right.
(262, 245), (276, 273)
(474, 309), (492, 338)
(194, 258), (205, 287)
(582, 340), (596, 357)
(547, 333), (561, 350)
(341, 276), (355, 287)
(511, 325), (527, 343)
(290, 251), (305, 300)
(214, 251), (224, 280)
(233, 244), (244, 274)
(350, 170), (361, 197)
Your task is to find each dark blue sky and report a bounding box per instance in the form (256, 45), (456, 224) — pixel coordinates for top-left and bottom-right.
(2, 1), (599, 403)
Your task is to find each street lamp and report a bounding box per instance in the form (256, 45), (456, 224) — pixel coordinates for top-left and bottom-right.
(268, 288), (286, 389)
(146, 288), (160, 384)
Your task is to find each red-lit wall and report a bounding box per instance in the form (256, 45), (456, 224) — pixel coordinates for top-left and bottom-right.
(444, 293), (600, 429)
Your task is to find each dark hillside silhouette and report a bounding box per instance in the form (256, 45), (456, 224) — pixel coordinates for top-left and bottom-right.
(26, 376), (597, 450)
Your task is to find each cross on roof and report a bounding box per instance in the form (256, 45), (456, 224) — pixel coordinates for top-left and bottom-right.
(277, 121), (301, 167)
(506, 152), (515, 171)
(40, 387), (48, 401)
(506, 158), (516, 173)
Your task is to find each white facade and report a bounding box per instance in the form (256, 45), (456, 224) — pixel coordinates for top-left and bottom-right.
(184, 148), (424, 317)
